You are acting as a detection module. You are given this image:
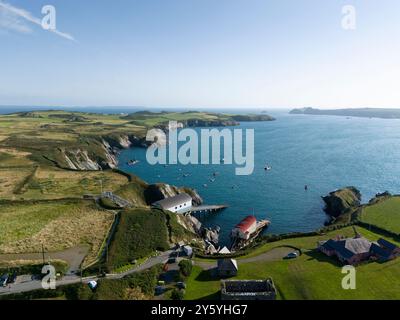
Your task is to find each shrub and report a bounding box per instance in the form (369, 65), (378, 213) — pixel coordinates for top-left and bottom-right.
(178, 259), (193, 277)
(171, 289), (185, 300)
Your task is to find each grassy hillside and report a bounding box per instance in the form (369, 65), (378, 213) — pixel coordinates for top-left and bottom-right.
(21, 166), (129, 200)
(114, 175), (149, 207)
(186, 226), (400, 300)
(359, 196), (400, 235)
(106, 207), (196, 271)
(0, 199), (114, 265)
(106, 208), (170, 270)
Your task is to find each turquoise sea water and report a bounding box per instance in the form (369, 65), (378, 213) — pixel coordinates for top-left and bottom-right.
(118, 111), (400, 245)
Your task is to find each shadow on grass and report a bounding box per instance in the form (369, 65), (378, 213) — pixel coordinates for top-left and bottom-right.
(195, 268), (219, 282)
(304, 249), (343, 267)
(197, 291), (220, 300)
(160, 270), (180, 283)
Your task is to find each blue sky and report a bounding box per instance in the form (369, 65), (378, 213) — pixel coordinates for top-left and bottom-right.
(0, 0), (400, 108)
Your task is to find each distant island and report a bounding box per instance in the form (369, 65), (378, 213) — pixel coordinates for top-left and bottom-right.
(289, 107), (400, 119)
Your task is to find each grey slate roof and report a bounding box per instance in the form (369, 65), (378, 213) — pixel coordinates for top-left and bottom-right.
(323, 237), (372, 260)
(218, 259), (238, 271)
(370, 243), (391, 259)
(377, 238), (398, 251)
(153, 193), (192, 209)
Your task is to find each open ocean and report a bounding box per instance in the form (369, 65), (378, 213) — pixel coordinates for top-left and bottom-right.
(118, 110), (400, 245)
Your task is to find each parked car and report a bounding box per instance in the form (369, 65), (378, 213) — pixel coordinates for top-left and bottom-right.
(285, 252), (298, 259)
(155, 285), (165, 295)
(88, 280), (98, 291)
(0, 274), (9, 287)
(176, 282), (186, 289)
(169, 251), (179, 258)
(7, 272), (17, 284)
(167, 257), (177, 264)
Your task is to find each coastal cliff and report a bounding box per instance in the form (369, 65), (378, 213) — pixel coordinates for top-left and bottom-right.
(53, 134), (147, 171)
(322, 187), (361, 223)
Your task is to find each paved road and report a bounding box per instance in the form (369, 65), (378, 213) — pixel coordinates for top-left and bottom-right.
(0, 250), (173, 296)
(0, 245), (90, 275)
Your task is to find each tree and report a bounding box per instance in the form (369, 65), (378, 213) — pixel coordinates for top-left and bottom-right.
(178, 259), (193, 277)
(171, 288), (185, 300)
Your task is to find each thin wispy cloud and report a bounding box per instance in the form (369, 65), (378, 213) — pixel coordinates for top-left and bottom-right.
(0, 1), (75, 41)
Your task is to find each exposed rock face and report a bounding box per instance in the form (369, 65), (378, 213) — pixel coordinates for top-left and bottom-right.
(322, 186), (361, 218)
(62, 149), (102, 170)
(205, 243), (218, 255)
(202, 227), (220, 245)
(58, 134), (144, 171)
(176, 214), (202, 234)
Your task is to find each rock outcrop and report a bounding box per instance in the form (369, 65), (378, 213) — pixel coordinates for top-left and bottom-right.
(202, 227), (220, 245)
(322, 186), (361, 218)
(176, 214), (202, 234)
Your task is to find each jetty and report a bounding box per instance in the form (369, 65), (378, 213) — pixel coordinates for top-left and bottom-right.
(190, 204), (228, 214)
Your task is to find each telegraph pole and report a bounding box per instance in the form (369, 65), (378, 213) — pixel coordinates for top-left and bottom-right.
(42, 244), (45, 265)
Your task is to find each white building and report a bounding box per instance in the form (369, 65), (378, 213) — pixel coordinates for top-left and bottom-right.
(219, 246), (231, 254)
(152, 193), (192, 214)
(231, 216), (257, 240)
(183, 245), (193, 257)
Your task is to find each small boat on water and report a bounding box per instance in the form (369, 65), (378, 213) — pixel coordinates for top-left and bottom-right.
(127, 159), (140, 166)
(264, 164), (272, 171)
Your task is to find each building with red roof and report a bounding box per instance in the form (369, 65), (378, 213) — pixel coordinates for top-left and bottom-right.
(231, 215), (257, 240)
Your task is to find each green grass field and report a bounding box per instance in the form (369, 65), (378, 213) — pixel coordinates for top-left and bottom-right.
(186, 226), (400, 300)
(359, 196), (400, 234)
(106, 208), (170, 271)
(22, 167), (129, 200)
(0, 199), (114, 263)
